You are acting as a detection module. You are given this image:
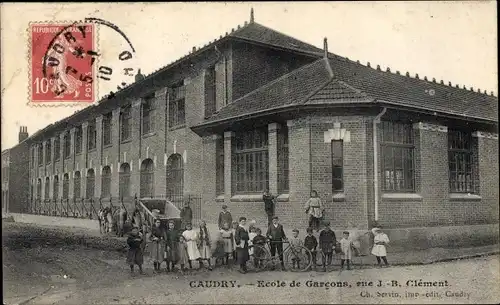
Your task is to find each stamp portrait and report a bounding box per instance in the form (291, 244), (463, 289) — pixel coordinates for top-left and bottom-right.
(29, 22), (96, 105)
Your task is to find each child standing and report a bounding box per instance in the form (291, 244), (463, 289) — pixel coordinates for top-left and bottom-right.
(150, 218), (166, 272)
(339, 231), (353, 270)
(182, 223), (200, 269)
(127, 227), (144, 275)
(371, 227), (390, 267)
(248, 226), (257, 257)
(252, 228), (267, 269)
(165, 220), (179, 272)
(198, 220), (213, 270)
(231, 221), (239, 264)
(304, 227), (318, 270)
(319, 221), (336, 272)
(266, 216), (287, 270)
(219, 222), (234, 265)
(178, 235), (190, 272)
(304, 190), (324, 232)
(289, 229), (303, 269)
(218, 205), (233, 230)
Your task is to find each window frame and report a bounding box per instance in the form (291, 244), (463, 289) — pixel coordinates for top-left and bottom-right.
(142, 95), (155, 135)
(331, 139), (344, 193)
(277, 125), (289, 194)
(45, 141), (52, 164)
(215, 136), (225, 196)
(448, 129), (476, 193)
(37, 144), (44, 165)
(74, 171), (81, 199)
(232, 128), (269, 194)
(87, 121), (97, 151)
(54, 138), (61, 161)
(63, 133), (71, 159)
(86, 169), (95, 199)
(204, 65), (217, 118)
(102, 112), (113, 146)
(140, 159), (155, 198)
(168, 81), (186, 129)
(380, 121), (416, 193)
(101, 166), (112, 198)
(120, 105), (132, 142)
(75, 127), (83, 154)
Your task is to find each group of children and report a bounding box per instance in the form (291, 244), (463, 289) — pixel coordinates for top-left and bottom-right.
(126, 203), (391, 274)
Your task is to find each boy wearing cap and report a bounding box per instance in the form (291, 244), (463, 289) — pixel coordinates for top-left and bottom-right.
(339, 231), (353, 270)
(266, 216), (287, 270)
(319, 221), (336, 272)
(289, 229), (303, 269)
(304, 227), (318, 270)
(218, 204), (233, 230)
(371, 226), (390, 267)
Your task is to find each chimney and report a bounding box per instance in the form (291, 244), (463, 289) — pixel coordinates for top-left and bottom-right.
(18, 126), (28, 143)
(250, 8), (255, 23)
(323, 37), (328, 58)
(135, 69), (145, 82)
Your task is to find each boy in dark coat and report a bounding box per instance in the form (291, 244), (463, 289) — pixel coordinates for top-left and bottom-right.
(252, 227), (267, 269)
(266, 216), (287, 269)
(319, 221), (336, 272)
(304, 227), (318, 270)
(218, 205), (233, 229)
(127, 226), (144, 274)
(234, 217), (250, 273)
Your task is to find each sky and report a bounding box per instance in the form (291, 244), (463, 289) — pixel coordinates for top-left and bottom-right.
(1, 1), (497, 150)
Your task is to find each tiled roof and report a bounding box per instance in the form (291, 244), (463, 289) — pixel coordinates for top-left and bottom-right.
(229, 22), (324, 55)
(326, 57), (498, 122)
(203, 59), (334, 123)
(198, 54), (498, 127)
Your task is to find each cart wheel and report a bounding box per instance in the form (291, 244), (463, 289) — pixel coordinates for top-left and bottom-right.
(252, 244), (271, 272)
(284, 245), (312, 272)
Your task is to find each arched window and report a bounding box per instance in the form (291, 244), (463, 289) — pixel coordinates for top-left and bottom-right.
(101, 166), (112, 198)
(36, 178), (42, 200)
(86, 169), (95, 199)
(74, 171), (81, 198)
(140, 159), (154, 198)
(166, 154), (183, 197)
(44, 177), (50, 199)
(62, 173), (69, 199)
(53, 176), (59, 200)
(119, 163), (130, 199)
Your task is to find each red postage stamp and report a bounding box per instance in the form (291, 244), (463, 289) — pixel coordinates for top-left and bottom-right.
(29, 22), (96, 105)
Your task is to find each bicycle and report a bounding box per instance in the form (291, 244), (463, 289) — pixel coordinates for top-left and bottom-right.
(251, 240), (313, 272)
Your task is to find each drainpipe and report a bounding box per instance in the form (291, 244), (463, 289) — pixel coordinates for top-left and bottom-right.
(373, 107), (387, 222)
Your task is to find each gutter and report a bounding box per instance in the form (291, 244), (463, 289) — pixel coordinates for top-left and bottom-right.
(373, 107), (387, 222)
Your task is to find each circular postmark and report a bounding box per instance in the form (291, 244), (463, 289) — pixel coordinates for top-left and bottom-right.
(34, 17), (139, 104)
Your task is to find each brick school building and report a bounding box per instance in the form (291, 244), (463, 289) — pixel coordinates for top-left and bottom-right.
(26, 10), (498, 233)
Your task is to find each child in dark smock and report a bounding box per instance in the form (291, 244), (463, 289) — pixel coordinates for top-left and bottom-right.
(127, 227), (144, 274)
(304, 227), (318, 270)
(252, 228), (267, 269)
(165, 220), (180, 272)
(319, 221), (336, 272)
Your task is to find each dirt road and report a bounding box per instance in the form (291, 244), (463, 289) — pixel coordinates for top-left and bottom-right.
(3, 222), (499, 304)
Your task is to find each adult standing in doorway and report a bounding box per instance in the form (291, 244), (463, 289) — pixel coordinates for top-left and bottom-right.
(180, 201), (193, 230)
(263, 190), (275, 227)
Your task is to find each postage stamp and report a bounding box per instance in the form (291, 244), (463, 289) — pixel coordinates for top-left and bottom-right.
(29, 22), (96, 105)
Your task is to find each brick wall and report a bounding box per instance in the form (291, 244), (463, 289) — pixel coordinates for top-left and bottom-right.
(231, 41), (314, 101)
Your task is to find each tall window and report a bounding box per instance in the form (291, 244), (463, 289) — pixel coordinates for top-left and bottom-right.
(120, 105), (131, 142)
(204, 65), (216, 118)
(448, 130), (475, 193)
(44, 177), (50, 199)
(31, 147), (35, 167)
(87, 120), (96, 151)
(37, 144), (43, 165)
(278, 125), (289, 193)
(101, 166), (111, 198)
(166, 154), (184, 197)
(140, 159), (154, 198)
(37, 179), (42, 200)
(381, 121), (415, 192)
(74, 171), (81, 198)
(75, 126), (82, 154)
(119, 163), (131, 198)
(215, 137), (225, 195)
(53, 175), (59, 200)
(331, 140), (344, 192)
(45, 141), (52, 164)
(233, 128), (269, 193)
(54, 137), (60, 161)
(62, 173), (69, 199)
(63, 133), (71, 158)
(142, 95), (155, 135)
(169, 81), (186, 128)
(86, 169), (95, 198)
(102, 113), (112, 146)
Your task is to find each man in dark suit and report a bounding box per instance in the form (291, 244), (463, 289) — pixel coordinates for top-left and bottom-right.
(234, 216), (250, 273)
(266, 216), (287, 269)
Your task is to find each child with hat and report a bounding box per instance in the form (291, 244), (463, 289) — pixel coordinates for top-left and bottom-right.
(218, 204), (233, 230)
(319, 220), (336, 272)
(371, 226), (390, 267)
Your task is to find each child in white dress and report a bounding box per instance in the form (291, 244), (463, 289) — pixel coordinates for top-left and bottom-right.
(371, 227), (389, 267)
(198, 220), (213, 270)
(182, 223), (201, 269)
(339, 231), (353, 270)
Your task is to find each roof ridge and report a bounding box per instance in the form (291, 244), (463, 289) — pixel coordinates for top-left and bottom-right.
(223, 58), (326, 106)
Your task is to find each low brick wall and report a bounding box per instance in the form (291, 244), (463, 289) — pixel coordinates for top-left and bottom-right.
(9, 213), (100, 231)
